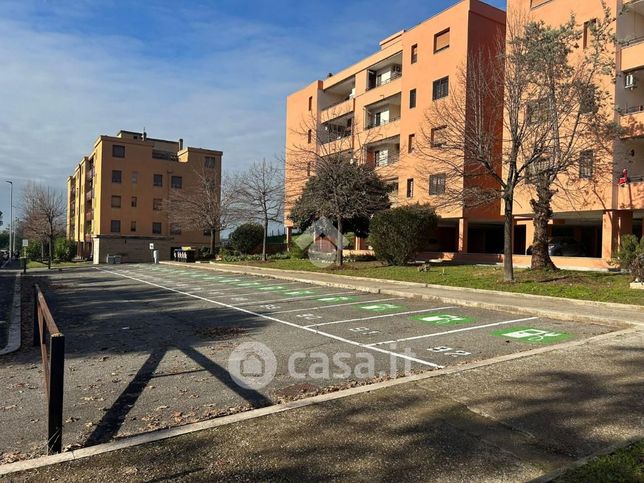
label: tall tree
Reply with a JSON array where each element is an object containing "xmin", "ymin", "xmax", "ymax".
[
  {"xmin": 165, "ymin": 170, "xmax": 234, "ymax": 254},
  {"xmin": 234, "ymin": 160, "xmax": 284, "ymax": 261},
  {"xmin": 21, "ymin": 183, "xmax": 65, "ymax": 269},
  {"xmin": 289, "ymin": 157, "xmax": 390, "ymax": 266},
  {"xmin": 516, "ymin": 7, "xmax": 616, "ymax": 270}
]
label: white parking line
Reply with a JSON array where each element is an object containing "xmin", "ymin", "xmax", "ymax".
[
  {"xmin": 367, "ymin": 316, "xmax": 540, "ymax": 346},
  {"xmin": 97, "ymin": 268, "xmax": 441, "ymax": 368},
  {"xmin": 305, "ymin": 307, "xmax": 457, "ymax": 328},
  {"xmin": 232, "ymin": 291, "xmax": 357, "ymax": 307},
  {"xmin": 269, "ymin": 297, "xmax": 403, "ymax": 315}
]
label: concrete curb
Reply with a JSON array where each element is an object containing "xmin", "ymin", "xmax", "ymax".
[
  {"xmin": 162, "ymin": 262, "xmax": 642, "ymax": 327},
  {"xmin": 0, "ymin": 326, "xmax": 638, "ymax": 477},
  {"xmin": 0, "ymin": 273, "xmax": 21, "ymax": 356}
]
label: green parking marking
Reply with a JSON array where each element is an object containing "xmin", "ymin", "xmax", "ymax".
[
  {"xmin": 411, "ymin": 314, "xmax": 474, "ymax": 325},
  {"xmin": 220, "ymin": 278, "xmax": 242, "ymax": 283},
  {"xmin": 359, "ymin": 303, "xmax": 405, "ymax": 312},
  {"xmin": 316, "ymin": 296, "xmax": 358, "ymax": 303},
  {"xmin": 492, "ymin": 327, "xmax": 573, "ymax": 344},
  {"xmin": 282, "ymin": 290, "xmax": 317, "ymax": 296},
  {"xmin": 258, "ymin": 285, "xmax": 289, "ymax": 291},
  {"xmin": 235, "ymin": 282, "xmax": 264, "ymax": 287}
]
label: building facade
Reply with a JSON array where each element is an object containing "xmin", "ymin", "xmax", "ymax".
[
  {"xmin": 285, "ymin": 0, "xmax": 644, "ymax": 269},
  {"xmin": 67, "ymin": 130, "xmax": 222, "ymax": 263},
  {"xmin": 508, "ymin": 0, "xmax": 643, "ymax": 268}
]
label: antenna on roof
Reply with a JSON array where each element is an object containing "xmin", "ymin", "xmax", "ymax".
[{"xmin": 143, "ymin": 128, "xmax": 147, "ymax": 141}]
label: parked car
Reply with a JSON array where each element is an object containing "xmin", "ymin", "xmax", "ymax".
[{"xmin": 526, "ymin": 237, "xmax": 586, "ymax": 257}]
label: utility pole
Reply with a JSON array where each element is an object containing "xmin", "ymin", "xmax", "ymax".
[{"xmin": 5, "ymin": 181, "xmax": 13, "ymax": 258}]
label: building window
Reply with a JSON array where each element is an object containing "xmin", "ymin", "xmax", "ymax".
[
  {"xmin": 432, "ymin": 76, "xmax": 449, "ymax": 100},
  {"xmin": 111, "ymin": 195, "xmax": 121, "ymax": 208},
  {"xmin": 153, "ymin": 198, "xmax": 162, "ymax": 211},
  {"xmin": 171, "ymin": 176, "xmax": 183, "ymax": 189},
  {"xmin": 152, "ymin": 222, "xmax": 162, "ymax": 234},
  {"xmin": 307, "ymin": 129, "xmax": 312, "ymax": 144},
  {"xmin": 434, "ymin": 29, "xmax": 450, "ymax": 53},
  {"xmin": 130, "ymin": 221, "xmax": 137, "ymax": 232},
  {"xmin": 131, "ymin": 196, "xmax": 137, "ymax": 208},
  {"xmin": 429, "ymin": 174, "xmax": 446, "ymax": 195},
  {"xmin": 406, "ymin": 178, "xmax": 414, "ymax": 198},
  {"xmin": 579, "ymin": 150, "xmax": 594, "ymax": 179},
  {"xmin": 131, "ymin": 171, "xmax": 138, "ymax": 184},
  {"xmin": 526, "ymin": 99, "xmax": 548, "ymax": 124},
  {"xmin": 409, "ymin": 89, "xmax": 417, "ymax": 109},
  {"xmin": 583, "ymin": 19, "xmax": 597, "ymax": 49},
  {"xmin": 431, "ymin": 126, "xmax": 447, "ymax": 147},
  {"xmin": 411, "ymin": 44, "xmax": 418, "ymax": 64},
  {"xmin": 308, "ymin": 96, "xmax": 313, "ymax": 111},
  {"xmin": 204, "ymin": 156, "xmax": 216, "ymax": 169},
  {"xmin": 112, "ymin": 144, "xmax": 125, "ymax": 158},
  {"xmin": 408, "ymin": 133, "xmax": 415, "ymax": 153},
  {"xmin": 153, "ymin": 174, "xmax": 163, "ymax": 187},
  {"xmin": 112, "ymin": 170, "xmax": 122, "ymax": 183},
  {"xmin": 170, "ymin": 223, "xmax": 182, "ymax": 235},
  {"xmin": 110, "ymin": 220, "xmax": 121, "ymax": 233},
  {"xmin": 579, "ymin": 84, "xmax": 596, "ymax": 114},
  {"xmin": 306, "ymin": 161, "xmax": 312, "ymax": 177}
]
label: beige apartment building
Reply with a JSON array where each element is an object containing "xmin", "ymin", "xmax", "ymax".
[
  {"xmin": 67, "ymin": 130, "xmax": 222, "ymax": 263},
  {"xmin": 285, "ymin": 0, "xmax": 644, "ymax": 269},
  {"xmin": 285, "ymin": 0, "xmax": 506, "ymax": 256}
]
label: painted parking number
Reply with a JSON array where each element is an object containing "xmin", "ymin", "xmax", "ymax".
[
  {"xmin": 259, "ymin": 304, "xmax": 280, "ymax": 310},
  {"xmin": 296, "ymin": 313, "xmax": 322, "ymax": 320},
  {"xmin": 349, "ymin": 327, "xmax": 380, "ymax": 335},
  {"xmin": 428, "ymin": 346, "xmax": 471, "ymax": 357}
]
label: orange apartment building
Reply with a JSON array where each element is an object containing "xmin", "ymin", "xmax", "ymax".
[
  {"xmin": 285, "ymin": 0, "xmax": 507, "ymax": 256},
  {"xmin": 508, "ymin": 0, "xmax": 644, "ymax": 269},
  {"xmin": 67, "ymin": 130, "xmax": 222, "ymax": 263},
  {"xmin": 285, "ymin": 0, "xmax": 644, "ymax": 269}
]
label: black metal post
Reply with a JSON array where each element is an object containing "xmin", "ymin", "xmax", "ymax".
[
  {"xmin": 33, "ymin": 286, "xmax": 40, "ymax": 347},
  {"xmin": 48, "ymin": 334, "xmax": 65, "ymax": 454}
]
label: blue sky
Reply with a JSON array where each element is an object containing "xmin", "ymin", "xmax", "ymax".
[{"xmin": 0, "ymin": 0, "xmax": 506, "ymax": 229}]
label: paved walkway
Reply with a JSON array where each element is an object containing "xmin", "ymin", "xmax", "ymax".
[
  {"xmin": 4, "ymin": 325, "xmax": 642, "ymax": 481},
  {"xmin": 0, "ymin": 260, "xmax": 20, "ymax": 353},
  {"xmin": 162, "ymin": 262, "xmax": 644, "ymax": 327}
]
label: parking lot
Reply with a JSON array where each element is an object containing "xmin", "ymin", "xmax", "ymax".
[{"xmin": 0, "ymin": 263, "xmax": 617, "ymax": 461}]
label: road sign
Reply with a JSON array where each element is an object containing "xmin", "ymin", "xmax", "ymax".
[{"xmin": 22, "ymin": 239, "xmax": 28, "ymax": 247}]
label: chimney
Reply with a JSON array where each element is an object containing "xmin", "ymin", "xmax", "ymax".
[{"xmin": 179, "ymin": 138, "xmax": 184, "ymax": 150}]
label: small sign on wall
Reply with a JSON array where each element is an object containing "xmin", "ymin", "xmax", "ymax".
[
  {"xmin": 22, "ymin": 239, "xmax": 29, "ymax": 247},
  {"xmin": 149, "ymin": 243, "xmax": 155, "ymax": 250}
]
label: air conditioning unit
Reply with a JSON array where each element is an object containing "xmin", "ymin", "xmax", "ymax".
[
  {"xmin": 392, "ymin": 65, "xmax": 402, "ymax": 73},
  {"xmin": 625, "ymin": 73, "xmax": 637, "ymax": 90}
]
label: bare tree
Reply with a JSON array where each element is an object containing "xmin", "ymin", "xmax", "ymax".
[
  {"xmin": 165, "ymin": 170, "xmax": 234, "ymax": 254},
  {"xmin": 21, "ymin": 183, "xmax": 65, "ymax": 269},
  {"xmin": 234, "ymin": 160, "xmax": 284, "ymax": 261}
]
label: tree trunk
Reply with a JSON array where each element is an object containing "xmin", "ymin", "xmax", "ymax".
[
  {"xmin": 503, "ymin": 195, "xmax": 515, "ymax": 282},
  {"xmin": 336, "ymin": 217, "xmax": 343, "ymax": 267},
  {"xmin": 210, "ymin": 229, "xmax": 216, "ymax": 255},
  {"xmin": 48, "ymin": 236, "xmax": 53, "ymax": 269},
  {"xmin": 530, "ymin": 184, "xmax": 557, "ymax": 271},
  {"xmin": 262, "ymin": 218, "xmax": 268, "ymax": 262}
]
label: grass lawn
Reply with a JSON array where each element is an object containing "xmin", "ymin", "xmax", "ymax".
[
  {"xmin": 26, "ymin": 260, "xmax": 92, "ymax": 269},
  {"xmin": 556, "ymin": 441, "xmax": 643, "ymax": 482},
  {"xmin": 214, "ymin": 259, "xmax": 644, "ymax": 306}
]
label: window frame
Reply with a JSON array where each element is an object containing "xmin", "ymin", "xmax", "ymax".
[
  {"xmin": 429, "ymin": 174, "xmax": 447, "ymax": 195},
  {"xmin": 153, "ymin": 173, "xmax": 163, "ymax": 187},
  {"xmin": 406, "ymin": 178, "xmax": 414, "ymax": 198},
  {"xmin": 171, "ymin": 175, "xmax": 183, "ymax": 189},
  {"xmin": 433, "ymin": 28, "xmax": 450, "ymax": 53},
  {"xmin": 130, "ymin": 221, "xmax": 137, "ymax": 232},
  {"xmin": 411, "ymin": 44, "xmax": 418, "ymax": 64},
  {"xmin": 409, "ymin": 88, "xmax": 417, "ymax": 109},
  {"xmin": 579, "ymin": 150, "xmax": 594, "ymax": 179},
  {"xmin": 408, "ymin": 133, "xmax": 415, "ymax": 153},
  {"xmin": 111, "ymin": 170, "xmax": 122, "ymax": 184},
  {"xmin": 131, "ymin": 196, "xmax": 137, "ymax": 208},
  {"xmin": 204, "ymin": 156, "xmax": 216, "ymax": 169},
  {"xmin": 110, "ymin": 220, "xmax": 121, "ymax": 233},
  {"xmin": 431, "ymin": 126, "xmax": 448, "ymax": 147},
  {"xmin": 110, "ymin": 195, "xmax": 121, "ymax": 208},
  {"xmin": 112, "ymin": 144, "xmax": 125, "ymax": 158},
  {"xmin": 432, "ymin": 76, "xmax": 449, "ymax": 100},
  {"xmin": 152, "ymin": 222, "xmax": 162, "ymax": 234},
  {"xmin": 153, "ymin": 198, "xmax": 162, "ymax": 211}
]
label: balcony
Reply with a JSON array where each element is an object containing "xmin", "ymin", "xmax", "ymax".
[
  {"xmin": 321, "ymin": 113, "xmax": 354, "ymax": 145},
  {"xmin": 621, "ymin": 39, "xmax": 644, "ymax": 71},
  {"xmin": 85, "ymin": 211, "xmax": 93, "ymax": 222},
  {"xmin": 617, "ymin": 177, "xmax": 644, "ymax": 209},
  {"xmin": 620, "ymin": 0, "xmax": 644, "ymax": 70},
  {"xmin": 366, "ymin": 52, "xmax": 403, "ymax": 92},
  {"xmin": 85, "ymin": 190, "xmax": 93, "ymax": 201},
  {"xmin": 152, "ymin": 149, "xmax": 178, "ymax": 161},
  {"xmin": 366, "ymin": 115, "xmax": 400, "ymax": 130},
  {"xmin": 86, "ymin": 168, "xmax": 94, "ymax": 180},
  {"xmin": 619, "ymin": 106, "xmax": 644, "ymax": 138},
  {"xmin": 366, "ymin": 137, "xmax": 401, "ymax": 170},
  {"xmin": 321, "ymin": 98, "xmax": 354, "ymax": 124}
]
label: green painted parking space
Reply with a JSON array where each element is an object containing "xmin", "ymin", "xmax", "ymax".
[
  {"xmin": 235, "ymin": 281, "xmax": 265, "ymax": 287},
  {"xmin": 411, "ymin": 314, "xmax": 475, "ymax": 325},
  {"xmin": 358, "ymin": 303, "xmax": 405, "ymax": 312},
  {"xmin": 281, "ymin": 289, "xmax": 317, "ymax": 296},
  {"xmin": 316, "ymin": 296, "xmax": 358, "ymax": 303},
  {"xmin": 257, "ymin": 285, "xmax": 290, "ymax": 291},
  {"xmin": 491, "ymin": 327, "xmax": 573, "ymax": 344}
]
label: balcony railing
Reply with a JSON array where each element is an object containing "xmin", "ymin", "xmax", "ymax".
[
  {"xmin": 152, "ymin": 149, "xmax": 179, "ymax": 161},
  {"xmin": 367, "ymin": 71, "xmax": 402, "ymax": 91},
  {"xmin": 375, "ymin": 154, "xmax": 399, "ymax": 167},
  {"xmin": 85, "ymin": 211, "xmax": 93, "ymax": 221},
  {"xmin": 620, "ymin": 104, "xmax": 644, "ymax": 114},
  {"xmin": 85, "ymin": 190, "xmax": 93, "ymax": 201},
  {"xmin": 322, "ymin": 129, "xmax": 352, "ymax": 144},
  {"xmin": 365, "ymin": 116, "xmax": 400, "ymax": 130}
]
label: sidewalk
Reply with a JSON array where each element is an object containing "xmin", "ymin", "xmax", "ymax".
[
  {"xmin": 164, "ymin": 262, "xmax": 644, "ymax": 327},
  {"xmin": 0, "ymin": 261, "xmax": 20, "ymax": 355},
  {"xmin": 3, "ymin": 325, "xmax": 642, "ymax": 481}
]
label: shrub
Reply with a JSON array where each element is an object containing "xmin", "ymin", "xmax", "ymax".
[
  {"xmin": 368, "ymin": 204, "xmax": 438, "ymax": 266},
  {"xmin": 26, "ymin": 240, "xmax": 42, "ymax": 260},
  {"xmin": 54, "ymin": 238, "xmax": 76, "ymax": 262},
  {"xmin": 630, "ymin": 254, "xmax": 644, "ymax": 282},
  {"xmin": 617, "ymin": 234, "xmax": 643, "ymax": 269},
  {"xmin": 229, "ymin": 223, "xmax": 264, "ymax": 255}
]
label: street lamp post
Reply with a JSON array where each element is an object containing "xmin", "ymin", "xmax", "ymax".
[{"xmin": 5, "ymin": 181, "xmax": 13, "ymax": 258}]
